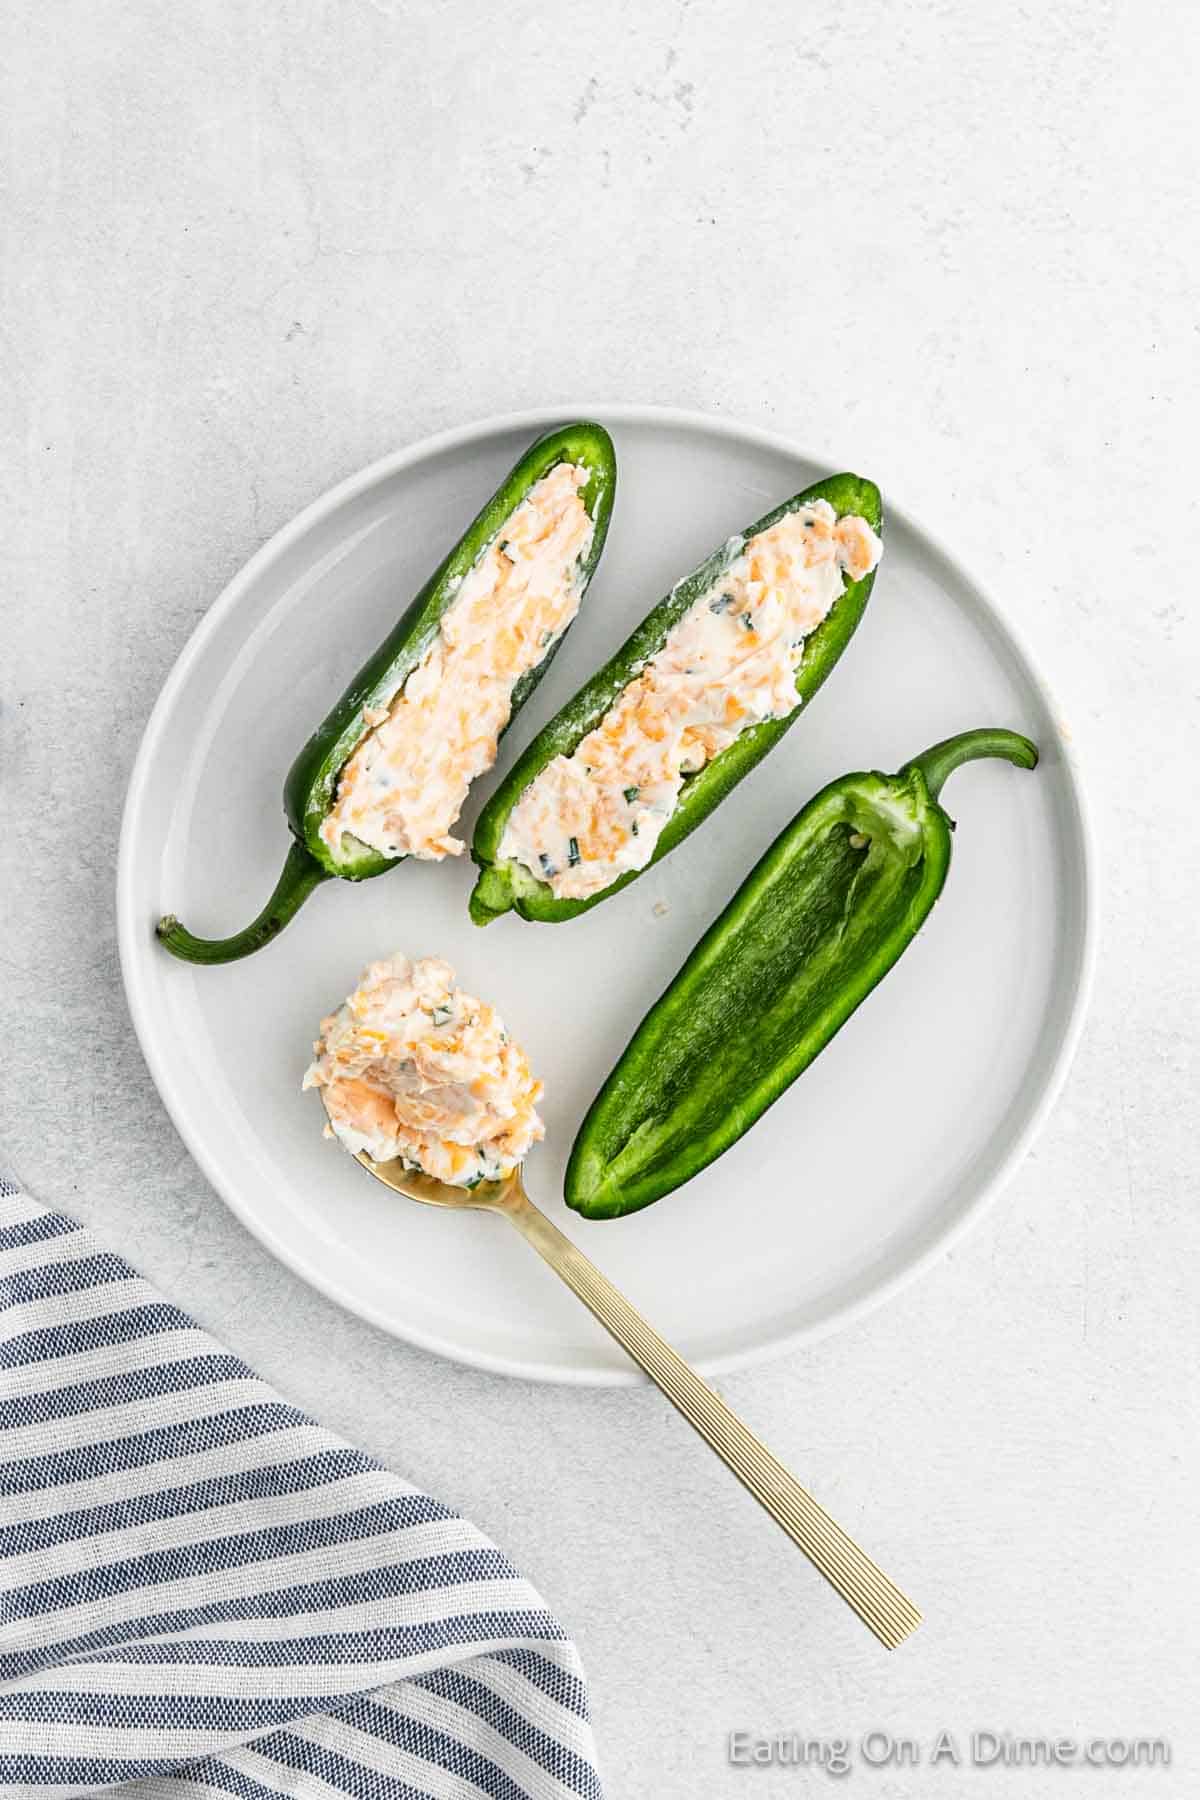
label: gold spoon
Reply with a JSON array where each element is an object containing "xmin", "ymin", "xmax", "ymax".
[{"xmin": 350, "ymin": 1142, "xmax": 921, "ymax": 1649}]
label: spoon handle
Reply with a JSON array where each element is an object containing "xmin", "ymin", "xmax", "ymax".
[{"xmin": 504, "ymin": 1187, "xmax": 920, "ymax": 1649}]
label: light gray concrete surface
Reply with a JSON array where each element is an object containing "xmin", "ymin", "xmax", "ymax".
[{"xmin": 2, "ymin": 2, "xmax": 1197, "ymax": 1793}]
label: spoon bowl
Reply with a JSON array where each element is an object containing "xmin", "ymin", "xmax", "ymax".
[{"xmin": 354, "ymin": 1152, "xmax": 523, "ymax": 1214}]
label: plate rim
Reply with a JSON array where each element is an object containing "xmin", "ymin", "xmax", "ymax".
[{"xmin": 117, "ymin": 402, "xmax": 1099, "ymax": 1386}]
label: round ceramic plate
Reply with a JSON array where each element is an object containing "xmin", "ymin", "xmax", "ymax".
[{"xmin": 118, "ymin": 406, "xmax": 1095, "ymax": 1385}]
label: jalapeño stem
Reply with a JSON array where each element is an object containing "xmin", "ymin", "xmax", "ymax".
[
  {"xmin": 902, "ymin": 728, "xmax": 1039, "ymax": 804},
  {"xmin": 156, "ymin": 840, "xmax": 330, "ymax": 965}
]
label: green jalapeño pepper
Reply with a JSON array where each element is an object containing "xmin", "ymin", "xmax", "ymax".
[
  {"xmin": 157, "ymin": 422, "xmax": 617, "ymax": 963},
  {"xmin": 565, "ymin": 727, "xmax": 1038, "ymax": 1218},
  {"xmin": 468, "ymin": 473, "xmax": 881, "ymax": 926}
]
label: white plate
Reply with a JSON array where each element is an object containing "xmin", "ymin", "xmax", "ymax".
[{"xmin": 118, "ymin": 406, "xmax": 1095, "ymax": 1385}]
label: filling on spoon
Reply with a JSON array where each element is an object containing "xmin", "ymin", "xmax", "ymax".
[{"xmin": 304, "ymin": 953, "xmax": 544, "ymax": 1187}]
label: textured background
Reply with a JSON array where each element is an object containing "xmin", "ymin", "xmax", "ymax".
[{"xmin": 2, "ymin": 2, "xmax": 1197, "ymax": 1794}]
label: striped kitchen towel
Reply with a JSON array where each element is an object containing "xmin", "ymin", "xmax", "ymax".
[{"xmin": 0, "ymin": 1178, "xmax": 602, "ymax": 1800}]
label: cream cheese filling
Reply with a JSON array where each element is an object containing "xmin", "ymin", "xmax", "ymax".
[
  {"xmin": 497, "ymin": 500, "xmax": 882, "ymax": 901},
  {"xmin": 322, "ymin": 461, "xmax": 594, "ymax": 865},
  {"xmin": 304, "ymin": 953, "xmax": 544, "ymax": 1187}
]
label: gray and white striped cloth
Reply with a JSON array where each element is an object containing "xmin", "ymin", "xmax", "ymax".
[{"xmin": 0, "ymin": 1179, "xmax": 603, "ymax": 1799}]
